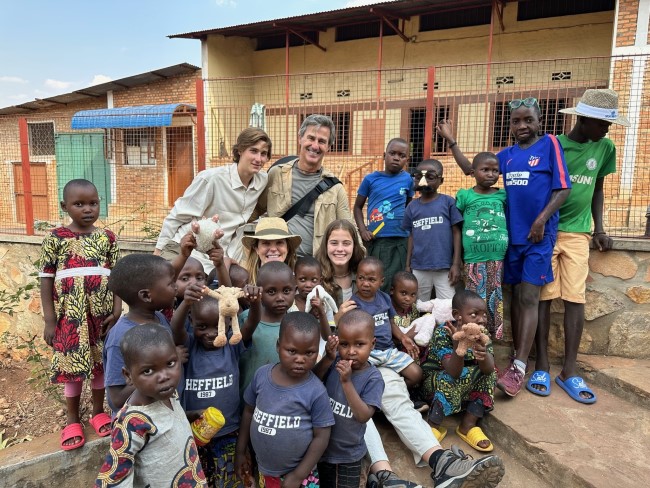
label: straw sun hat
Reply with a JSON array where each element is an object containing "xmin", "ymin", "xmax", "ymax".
[
  {"xmin": 241, "ymin": 217, "xmax": 302, "ymax": 250},
  {"xmin": 559, "ymin": 88, "xmax": 630, "ymax": 127}
]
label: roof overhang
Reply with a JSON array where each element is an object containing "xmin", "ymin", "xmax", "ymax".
[
  {"xmin": 71, "ymin": 103, "xmax": 196, "ymax": 130},
  {"xmin": 0, "ymin": 63, "xmax": 200, "ymax": 115},
  {"xmin": 169, "ymin": 0, "xmax": 499, "ymax": 40}
]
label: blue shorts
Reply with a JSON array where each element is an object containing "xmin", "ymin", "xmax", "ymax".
[{"xmin": 504, "ymin": 235, "xmax": 555, "ymax": 286}]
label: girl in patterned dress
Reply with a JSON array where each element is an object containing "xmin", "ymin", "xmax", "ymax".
[
  {"xmin": 418, "ymin": 290, "xmax": 497, "ymax": 453},
  {"xmin": 39, "ymin": 179, "xmax": 121, "ymax": 451}
]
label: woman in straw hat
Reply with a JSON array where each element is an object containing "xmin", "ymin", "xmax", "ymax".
[
  {"xmin": 241, "ymin": 217, "xmax": 302, "ymax": 285},
  {"xmin": 532, "ymin": 88, "xmax": 629, "ymax": 404}
]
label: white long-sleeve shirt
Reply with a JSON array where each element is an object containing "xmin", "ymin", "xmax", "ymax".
[{"xmin": 156, "ymin": 163, "xmax": 267, "ymax": 263}]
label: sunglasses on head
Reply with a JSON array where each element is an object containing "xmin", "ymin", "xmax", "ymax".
[{"xmin": 509, "ymin": 97, "xmax": 538, "ymax": 111}]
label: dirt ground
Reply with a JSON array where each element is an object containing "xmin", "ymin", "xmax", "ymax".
[{"xmin": 0, "ymin": 352, "xmax": 93, "ymax": 446}]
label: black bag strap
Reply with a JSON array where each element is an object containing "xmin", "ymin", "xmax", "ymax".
[{"xmin": 281, "ymin": 176, "xmax": 341, "ymax": 222}]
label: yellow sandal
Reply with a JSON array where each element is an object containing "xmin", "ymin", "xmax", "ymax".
[
  {"xmin": 455, "ymin": 426, "xmax": 493, "ymax": 452},
  {"xmin": 431, "ymin": 426, "xmax": 447, "ymax": 442}
]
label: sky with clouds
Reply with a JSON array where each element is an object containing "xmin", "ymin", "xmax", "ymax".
[{"xmin": 0, "ymin": 0, "xmax": 384, "ymax": 108}]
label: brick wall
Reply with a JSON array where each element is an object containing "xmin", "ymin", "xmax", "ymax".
[{"xmin": 616, "ymin": 0, "xmax": 640, "ymax": 47}]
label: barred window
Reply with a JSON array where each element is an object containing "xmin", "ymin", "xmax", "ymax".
[
  {"xmin": 28, "ymin": 122, "xmax": 55, "ymax": 156},
  {"xmin": 124, "ymin": 128, "xmax": 156, "ymax": 165}
]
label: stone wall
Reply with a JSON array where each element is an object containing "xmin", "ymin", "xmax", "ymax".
[{"xmin": 2, "ymin": 236, "xmax": 649, "ymax": 360}]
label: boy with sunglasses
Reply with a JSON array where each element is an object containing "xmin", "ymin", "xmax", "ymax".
[
  {"xmin": 402, "ymin": 159, "xmax": 463, "ymax": 302},
  {"xmin": 437, "ymin": 98, "xmax": 571, "ymax": 397}
]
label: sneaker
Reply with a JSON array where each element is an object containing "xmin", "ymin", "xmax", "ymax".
[
  {"xmin": 496, "ymin": 363, "xmax": 525, "ymax": 397},
  {"xmin": 431, "ymin": 445, "xmax": 505, "ymax": 488},
  {"xmin": 367, "ymin": 470, "xmax": 423, "ymax": 488},
  {"xmin": 413, "ymin": 400, "xmax": 429, "ymax": 413}
]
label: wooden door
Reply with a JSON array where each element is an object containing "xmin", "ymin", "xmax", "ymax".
[
  {"xmin": 167, "ymin": 126, "xmax": 194, "ymax": 205},
  {"xmin": 13, "ymin": 162, "xmax": 49, "ymax": 223}
]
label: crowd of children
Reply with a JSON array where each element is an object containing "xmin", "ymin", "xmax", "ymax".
[{"xmin": 36, "ymin": 88, "xmax": 626, "ymax": 487}]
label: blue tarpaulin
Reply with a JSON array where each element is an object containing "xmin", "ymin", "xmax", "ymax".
[{"xmin": 71, "ymin": 103, "xmax": 195, "ymax": 129}]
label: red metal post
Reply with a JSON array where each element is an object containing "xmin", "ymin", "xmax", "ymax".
[
  {"xmin": 423, "ymin": 67, "xmax": 436, "ymax": 158},
  {"xmin": 18, "ymin": 117, "xmax": 34, "ymax": 235},
  {"xmin": 195, "ymin": 78, "xmax": 206, "ymax": 171},
  {"xmin": 376, "ymin": 20, "xmax": 383, "ymax": 115},
  {"xmin": 285, "ymin": 30, "xmax": 290, "ymax": 156}
]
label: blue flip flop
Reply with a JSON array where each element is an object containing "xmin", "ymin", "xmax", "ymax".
[
  {"xmin": 526, "ymin": 370, "xmax": 551, "ymax": 396},
  {"xmin": 555, "ymin": 376, "xmax": 597, "ymax": 404}
]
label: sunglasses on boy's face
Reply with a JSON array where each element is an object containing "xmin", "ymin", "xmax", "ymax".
[
  {"xmin": 411, "ymin": 170, "xmax": 440, "ymax": 181},
  {"xmin": 509, "ymin": 97, "xmax": 538, "ymax": 111}
]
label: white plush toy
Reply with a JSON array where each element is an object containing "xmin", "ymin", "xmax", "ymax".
[
  {"xmin": 192, "ymin": 218, "xmax": 222, "ymax": 253},
  {"xmin": 398, "ymin": 298, "xmax": 454, "ymax": 347},
  {"xmin": 304, "ymin": 285, "xmax": 338, "ymax": 316}
]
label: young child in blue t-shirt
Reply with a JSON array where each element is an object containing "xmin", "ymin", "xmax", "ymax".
[
  {"xmin": 103, "ymin": 254, "xmax": 179, "ymax": 415},
  {"xmin": 315, "ymin": 309, "xmax": 384, "ymax": 488},
  {"xmin": 235, "ymin": 312, "xmax": 335, "ymax": 488},
  {"xmin": 171, "ymin": 281, "xmax": 262, "ymax": 487},
  {"xmin": 354, "ymin": 138, "xmax": 414, "ymax": 292},
  {"xmin": 348, "ymin": 257, "xmax": 422, "ymax": 388},
  {"xmin": 402, "ymin": 159, "xmax": 464, "ymax": 302}
]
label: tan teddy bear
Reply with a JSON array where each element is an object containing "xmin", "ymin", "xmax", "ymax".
[
  {"xmin": 451, "ymin": 322, "xmax": 490, "ymax": 356},
  {"xmin": 202, "ymin": 286, "xmax": 244, "ymax": 347}
]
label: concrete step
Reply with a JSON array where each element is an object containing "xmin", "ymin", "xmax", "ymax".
[
  {"xmin": 483, "ymin": 363, "xmax": 650, "ymax": 488},
  {"xmin": 375, "ymin": 414, "xmax": 552, "ymax": 487},
  {"xmin": 577, "ymin": 353, "xmax": 650, "ymax": 410}
]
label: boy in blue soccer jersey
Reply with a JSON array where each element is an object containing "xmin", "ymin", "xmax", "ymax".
[
  {"xmin": 438, "ymin": 104, "xmax": 573, "ymax": 397},
  {"xmin": 495, "ymin": 97, "xmax": 571, "ymax": 397},
  {"xmin": 354, "ymin": 138, "xmax": 414, "ymax": 292}
]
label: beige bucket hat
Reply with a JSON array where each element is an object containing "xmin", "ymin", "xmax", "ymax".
[
  {"xmin": 559, "ymin": 88, "xmax": 630, "ymax": 127},
  {"xmin": 242, "ymin": 217, "xmax": 302, "ymax": 250}
]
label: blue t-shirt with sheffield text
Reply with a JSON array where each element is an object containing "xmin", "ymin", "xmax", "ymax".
[
  {"xmin": 321, "ymin": 358, "xmax": 384, "ymax": 464},
  {"xmin": 181, "ymin": 334, "xmax": 246, "ymax": 437},
  {"xmin": 244, "ymin": 364, "xmax": 335, "ymax": 477},
  {"xmin": 351, "ymin": 290, "xmax": 395, "ymax": 351},
  {"xmin": 402, "ymin": 194, "xmax": 463, "ymax": 270},
  {"xmin": 497, "ymin": 134, "xmax": 571, "ymax": 245},
  {"xmin": 358, "ymin": 171, "xmax": 414, "ymax": 238},
  {"xmin": 103, "ymin": 312, "xmax": 177, "ymax": 414}
]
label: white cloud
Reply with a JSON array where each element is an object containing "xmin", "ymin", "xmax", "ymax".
[
  {"xmin": 90, "ymin": 74, "xmax": 112, "ymax": 86},
  {"xmin": 215, "ymin": 0, "xmax": 237, "ymax": 6},
  {"xmin": 0, "ymin": 76, "xmax": 28, "ymax": 84},
  {"xmin": 44, "ymin": 78, "xmax": 74, "ymax": 90},
  {"xmin": 8, "ymin": 93, "xmax": 29, "ymax": 101}
]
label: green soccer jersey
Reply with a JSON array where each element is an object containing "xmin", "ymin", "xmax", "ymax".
[
  {"xmin": 455, "ymin": 188, "xmax": 508, "ymax": 263},
  {"xmin": 557, "ymin": 134, "xmax": 616, "ymax": 233}
]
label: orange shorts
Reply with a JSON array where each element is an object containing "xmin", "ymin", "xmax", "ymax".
[{"xmin": 540, "ymin": 232, "xmax": 590, "ymax": 303}]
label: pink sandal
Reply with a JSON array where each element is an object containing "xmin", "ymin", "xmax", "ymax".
[
  {"xmin": 89, "ymin": 412, "xmax": 112, "ymax": 437},
  {"xmin": 60, "ymin": 423, "xmax": 85, "ymax": 451}
]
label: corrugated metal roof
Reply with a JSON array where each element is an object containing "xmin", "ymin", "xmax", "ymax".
[
  {"xmin": 0, "ymin": 63, "xmax": 200, "ymax": 116},
  {"xmin": 71, "ymin": 103, "xmax": 196, "ymax": 129},
  {"xmin": 169, "ymin": 0, "xmax": 494, "ymax": 40}
]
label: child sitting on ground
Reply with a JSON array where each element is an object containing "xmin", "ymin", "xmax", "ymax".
[
  {"xmin": 39, "ymin": 179, "xmax": 121, "ymax": 451},
  {"xmin": 103, "ymin": 254, "xmax": 178, "ymax": 414},
  {"xmin": 172, "ymin": 282, "xmax": 262, "ymax": 487},
  {"xmin": 235, "ymin": 312, "xmax": 335, "ymax": 488},
  {"xmin": 314, "ymin": 309, "xmax": 384, "ymax": 488},
  {"xmin": 390, "ymin": 271, "xmax": 420, "ymax": 332},
  {"xmin": 418, "ymin": 290, "xmax": 497, "ymax": 451},
  {"xmin": 95, "ymin": 323, "xmax": 207, "ymax": 487},
  {"xmin": 348, "ymin": 257, "xmax": 422, "ymax": 388},
  {"xmin": 403, "ymin": 159, "xmax": 464, "ymax": 301},
  {"xmin": 354, "ymin": 137, "xmax": 414, "ymax": 292},
  {"xmin": 238, "ymin": 261, "xmax": 297, "ymax": 396}
]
